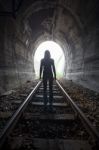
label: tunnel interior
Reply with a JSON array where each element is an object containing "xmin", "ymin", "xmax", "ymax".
[{"xmin": 0, "ymin": 0, "xmax": 99, "ymax": 94}]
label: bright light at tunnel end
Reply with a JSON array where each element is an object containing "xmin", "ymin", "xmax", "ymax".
[{"xmin": 34, "ymin": 41, "xmax": 65, "ymax": 78}]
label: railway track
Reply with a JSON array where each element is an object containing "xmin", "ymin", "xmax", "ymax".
[{"xmin": 0, "ymin": 80, "xmax": 99, "ymax": 150}]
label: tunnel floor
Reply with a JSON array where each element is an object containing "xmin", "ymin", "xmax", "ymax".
[
  {"xmin": 0, "ymin": 79, "xmax": 99, "ymax": 134},
  {"xmin": 0, "ymin": 79, "xmax": 99, "ymax": 150}
]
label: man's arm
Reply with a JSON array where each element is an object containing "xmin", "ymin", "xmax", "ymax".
[
  {"xmin": 40, "ymin": 60, "xmax": 43, "ymax": 79},
  {"xmin": 52, "ymin": 60, "xmax": 56, "ymax": 80}
]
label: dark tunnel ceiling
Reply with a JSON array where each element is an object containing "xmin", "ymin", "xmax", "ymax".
[
  {"xmin": 0, "ymin": 0, "xmax": 99, "ymax": 52},
  {"xmin": 28, "ymin": 8, "xmax": 55, "ymax": 38},
  {"xmin": 0, "ymin": 0, "xmax": 83, "ymax": 32},
  {"xmin": 21, "ymin": 5, "xmax": 82, "ymax": 51}
]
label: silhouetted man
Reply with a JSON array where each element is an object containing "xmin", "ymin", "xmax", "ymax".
[{"xmin": 40, "ymin": 50, "xmax": 56, "ymax": 111}]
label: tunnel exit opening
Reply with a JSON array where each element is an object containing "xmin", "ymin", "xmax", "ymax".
[{"xmin": 34, "ymin": 41, "xmax": 65, "ymax": 79}]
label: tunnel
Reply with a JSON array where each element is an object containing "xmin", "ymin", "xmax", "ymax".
[
  {"xmin": 0, "ymin": 0, "xmax": 99, "ymax": 94},
  {"xmin": 0, "ymin": 1, "xmax": 99, "ymax": 149}
]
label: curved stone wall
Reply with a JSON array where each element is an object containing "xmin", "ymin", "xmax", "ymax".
[{"xmin": 0, "ymin": 0, "xmax": 99, "ymax": 93}]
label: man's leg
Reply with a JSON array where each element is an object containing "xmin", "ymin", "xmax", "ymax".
[
  {"xmin": 49, "ymin": 78, "xmax": 53, "ymax": 109},
  {"xmin": 43, "ymin": 78, "xmax": 47, "ymax": 109}
]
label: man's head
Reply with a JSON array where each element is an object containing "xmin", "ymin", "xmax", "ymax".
[{"xmin": 44, "ymin": 50, "xmax": 51, "ymax": 59}]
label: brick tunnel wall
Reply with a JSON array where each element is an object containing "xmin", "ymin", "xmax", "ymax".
[{"xmin": 0, "ymin": 17, "xmax": 34, "ymax": 94}]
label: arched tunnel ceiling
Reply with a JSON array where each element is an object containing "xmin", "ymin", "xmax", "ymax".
[
  {"xmin": 18, "ymin": 1, "xmax": 84, "ymax": 54},
  {"xmin": 0, "ymin": 0, "xmax": 98, "ymax": 48},
  {"xmin": 2, "ymin": 0, "xmax": 97, "ymax": 56}
]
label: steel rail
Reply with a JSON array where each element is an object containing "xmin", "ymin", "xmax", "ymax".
[
  {"xmin": 0, "ymin": 80, "xmax": 42, "ymax": 149},
  {"xmin": 56, "ymin": 80, "xmax": 99, "ymax": 145}
]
